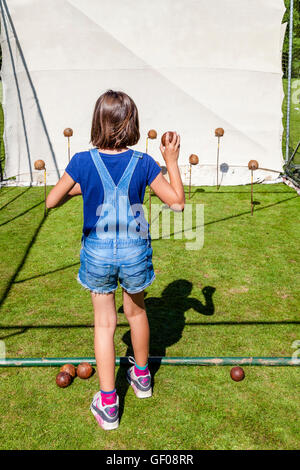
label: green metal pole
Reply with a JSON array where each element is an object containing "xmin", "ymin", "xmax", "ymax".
[{"xmin": 0, "ymin": 357, "xmax": 299, "ymax": 367}]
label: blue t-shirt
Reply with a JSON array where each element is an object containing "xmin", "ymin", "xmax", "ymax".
[{"xmin": 65, "ymin": 148, "xmax": 161, "ymax": 236}]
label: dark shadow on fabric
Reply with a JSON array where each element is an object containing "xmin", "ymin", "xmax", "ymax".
[
  {"xmin": 0, "ymin": 2, "xmax": 32, "ymax": 182},
  {"xmin": 1, "ymin": 0, "xmax": 60, "ymax": 179}
]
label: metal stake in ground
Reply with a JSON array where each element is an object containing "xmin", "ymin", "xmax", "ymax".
[
  {"xmin": 34, "ymin": 159, "xmax": 46, "ymax": 215},
  {"xmin": 63, "ymin": 128, "xmax": 73, "ymax": 163},
  {"xmin": 146, "ymin": 130, "xmax": 157, "ymax": 226},
  {"xmin": 188, "ymin": 154, "xmax": 199, "ymax": 199},
  {"xmin": 215, "ymin": 128, "xmax": 224, "ymax": 190},
  {"xmin": 248, "ymin": 160, "xmax": 259, "ymax": 215}
]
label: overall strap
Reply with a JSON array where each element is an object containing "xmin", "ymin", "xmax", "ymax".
[
  {"xmin": 89, "ymin": 149, "xmax": 143, "ymax": 190},
  {"xmin": 117, "ymin": 150, "xmax": 143, "ymax": 190},
  {"xmin": 89, "ymin": 148, "xmax": 116, "ymax": 190},
  {"xmin": 132, "ymin": 150, "xmax": 143, "ymax": 159}
]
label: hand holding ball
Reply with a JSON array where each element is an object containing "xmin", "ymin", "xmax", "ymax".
[{"xmin": 161, "ymin": 131, "xmax": 175, "ymax": 147}]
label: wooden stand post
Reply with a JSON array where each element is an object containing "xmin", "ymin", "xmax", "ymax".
[
  {"xmin": 63, "ymin": 128, "xmax": 73, "ymax": 163},
  {"xmin": 251, "ymin": 169, "xmax": 254, "ymax": 216},
  {"xmin": 189, "ymin": 164, "xmax": 192, "ymax": 199}
]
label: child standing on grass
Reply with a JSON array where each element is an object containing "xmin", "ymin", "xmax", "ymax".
[{"xmin": 46, "ymin": 90, "xmax": 184, "ymax": 430}]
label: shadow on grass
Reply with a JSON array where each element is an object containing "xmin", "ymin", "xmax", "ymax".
[
  {"xmin": 115, "ymin": 280, "xmax": 216, "ymax": 421},
  {"xmin": 1, "ymin": 319, "xmax": 299, "ymax": 340},
  {"xmin": 167, "ymin": 195, "xmax": 298, "ymax": 238},
  {"xmin": 251, "ymin": 200, "xmax": 261, "ymax": 213},
  {"xmin": 0, "ymin": 187, "xmax": 31, "ymax": 211},
  {"xmin": 186, "ymin": 188, "xmax": 205, "ymax": 200},
  {"xmin": 0, "ymin": 327, "xmax": 28, "ymax": 340},
  {"xmin": 0, "ymin": 211, "xmax": 49, "ymax": 308},
  {"xmin": 182, "ymin": 188, "xmax": 293, "ymax": 196},
  {"xmin": 10, "ymin": 196, "xmax": 298, "ymax": 284},
  {"xmin": 0, "ymin": 200, "xmax": 44, "ymax": 227},
  {"xmin": 14, "ymin": 262, "xmax": 80, "ymax": 283}
]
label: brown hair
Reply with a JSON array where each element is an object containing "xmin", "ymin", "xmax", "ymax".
[{"xmin": 91, "ymin": 90, "xmax": 140, "ymax": 150}]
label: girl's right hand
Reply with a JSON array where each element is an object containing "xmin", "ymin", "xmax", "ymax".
[{"xmin": 160, "ymin": 132, "xmax": 180, "ymax": 166}]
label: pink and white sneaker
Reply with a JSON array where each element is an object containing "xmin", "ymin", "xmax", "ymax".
[
  {"xmin": 90, "ymin": 391, "xmax": 119, "ymax": 430},
  {"xmin": 126, "ymin": 356, "xmax": 152, "ymax": 399}
]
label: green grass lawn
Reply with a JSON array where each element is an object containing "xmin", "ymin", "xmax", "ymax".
[{"xmin": 0, "ymin": 185, "xmax": 299, "ymax": 450}]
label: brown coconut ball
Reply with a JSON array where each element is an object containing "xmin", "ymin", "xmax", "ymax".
[
  {"xmin": 77, "ymin": 362, "xmax": 93, "ymax": 379},
  {"xmin": 60, "ymin": 364, "xmax": 76, "ymax": 378},
  {"xmin": 148, "ymin": 129, "xmax": 157, "ymax": 139},
  {"xmin": 63, "ymin": 128, "xmax": 73, "ymax": 137},
  {"xmin": 215, "ymin": 128, "xmax": 224, "ymax": 137},
  {"xmin": 248, "ymin": 160, "xmax": 259, "ymax": 170},
  {"xmin": 189, "ymin": 154, "xmax": 199, "ymax": 165},
  {"xmin": 34, "ymin": 159, "xmax": 45, "ymax": 170},
  {"xmin": 56, "ymin": 371, "xmax": 72, "ymax": 388}
]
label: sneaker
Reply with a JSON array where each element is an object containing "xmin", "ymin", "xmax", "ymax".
[
  {"xmin": 126, "ymin": 356, "xmax": 152, "ymax": 399},
  {"xmin": 90, "ymin": 391, "xmax": 119, "ymax": 430}
]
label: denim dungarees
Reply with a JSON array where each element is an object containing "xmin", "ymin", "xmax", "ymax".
[{"xmin": 77, "ymin": 148, "xmax": 155, "ymax": 294}]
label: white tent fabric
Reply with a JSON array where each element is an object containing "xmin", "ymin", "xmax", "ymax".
[{"xmin": 0, "ymin": 0, "xmax": 286, "ymax": 186}]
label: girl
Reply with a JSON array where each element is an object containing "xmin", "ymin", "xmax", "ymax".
[{"xmin": 46, "ymin": 90, "xmax": 184, "ymax": 430}]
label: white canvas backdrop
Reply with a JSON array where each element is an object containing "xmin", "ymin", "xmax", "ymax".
[{"xmin": 0, "ymin": 0, "xmax": 286, "ymax": 186}]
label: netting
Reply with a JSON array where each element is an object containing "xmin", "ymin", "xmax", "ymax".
[
  {"xmin": 0, "ymin": 82, "xmax": 4, "ymax": 181},
  {"xmin": 282, "ymin": 0, "xmax": 300, "ymax": 177}
]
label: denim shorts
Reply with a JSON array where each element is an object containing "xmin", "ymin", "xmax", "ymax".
[{"xmin": 77, "ymin": 238, "xmax": 155, "ymax": 295}]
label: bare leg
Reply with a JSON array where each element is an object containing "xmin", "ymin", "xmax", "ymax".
[
  {"xmin": 122, "ymin": 289, "xmax": 150, "ymax": 367},
  {"xmin": 91, "ymin": 292, "xmax": 117, "ymax": 391}
]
